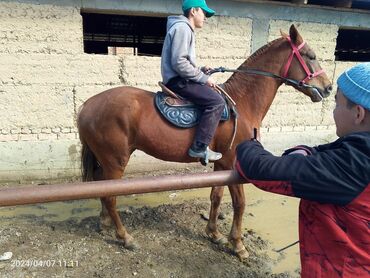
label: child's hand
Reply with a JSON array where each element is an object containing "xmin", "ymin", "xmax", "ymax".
[{"xmin": 202, "ymin": 65, "xmax": 213, "ymax": 74}]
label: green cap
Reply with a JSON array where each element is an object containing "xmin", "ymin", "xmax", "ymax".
[{"xmin": 182, "ymin": 0, "xmax": 215, "ymax": 17}]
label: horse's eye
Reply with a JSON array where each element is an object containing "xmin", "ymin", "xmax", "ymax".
[{"xmin": 307, "ymin": 51, "xmax": 316, "ymax": 60}]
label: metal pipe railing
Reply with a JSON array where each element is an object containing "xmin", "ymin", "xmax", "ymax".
[{"xmin": 0, "ymin": 170, "xmax": 245, "ymax": 207}]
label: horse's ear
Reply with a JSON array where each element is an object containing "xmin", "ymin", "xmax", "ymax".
[
  {"xmin": 289, "ymin": 24, "xmax": 303, "ymax": 45},
  {"xmin": 280, "ymin": 29, "xmax": 288, "ymax": 38}
]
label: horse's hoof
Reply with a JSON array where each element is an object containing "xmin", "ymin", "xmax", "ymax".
[
  {"xmin": 212, "ymin": 236, "xmax": 228, "ymax": 245},
  {"xmin": 235, "ymin": 246, "xmax": 249, "ymax": 261},
  {"xmin": 124, "ymin": 240, "xmax": 140, "ymax": 251},
  {"xmin": 205, "ymin": 230, "xmax": 228, "ymax": 245},
  {"xmin": 205, "ymin": 226, "xmax": 228, "ymax": 245}
]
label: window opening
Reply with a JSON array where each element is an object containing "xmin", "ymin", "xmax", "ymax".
[
  {"xmin": 307, "ymin": 0, "xmax": 352, "ymax": 8},
  {"xmin": 335, "ymin": 28, "xmax": 370, "ymax": 62},
  {"xmin": 271, "ymin": 0, "xmax": 370, "ymax": 10},
  {"xmin": 82, "ymin": 13, "xmax": 167, "ymax": 56}
]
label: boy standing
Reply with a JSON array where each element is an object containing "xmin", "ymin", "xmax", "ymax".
[
  {"xmin": 161, "ymin": 0, "xmax": 225, "ymax": 163},
  {"xmin": 236, "ymin": 62, "xmax": 370, "ymax": 277}
]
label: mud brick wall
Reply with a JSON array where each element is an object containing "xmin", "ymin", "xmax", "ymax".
[
  {"xmin": 0, "ymin": 1, "xmax": 363, "ymax": 182},
  {"xmin": 0, "ymin": 2, "xmax": 121, "ymax": 181}
]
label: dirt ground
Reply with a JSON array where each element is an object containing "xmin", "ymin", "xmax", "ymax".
[{"xmin": 0, "ymin": 170, "xmax": 301, "ymax": 278}]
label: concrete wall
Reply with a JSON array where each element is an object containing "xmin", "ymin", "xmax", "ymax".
[{"xmin": 0, "ymin": 0, "xmax": 368, "ymax": 183}]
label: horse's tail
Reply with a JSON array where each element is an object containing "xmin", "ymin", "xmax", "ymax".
[{"xmin": 81, "ymin": 143, "xmax": 99, "ymax": 182}]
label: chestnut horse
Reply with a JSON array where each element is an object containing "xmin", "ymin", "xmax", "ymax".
[{"xmin": 77, "ymin": 25, "xmax": 332, "ymax": 260}]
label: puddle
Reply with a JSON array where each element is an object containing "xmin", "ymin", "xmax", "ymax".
[{"xmin": 0, "ymin": 185, "xmax": 300, "ymax": 276}]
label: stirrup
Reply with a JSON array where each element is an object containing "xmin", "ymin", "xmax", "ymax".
[{"xmin": 188, "ymin": 147, "xmax": 222, "ymax": 166}]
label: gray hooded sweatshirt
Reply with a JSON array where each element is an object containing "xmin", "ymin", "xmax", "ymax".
[{"xmin": 161, "ymin": 15, "xmax": 208, "ymax": 84}]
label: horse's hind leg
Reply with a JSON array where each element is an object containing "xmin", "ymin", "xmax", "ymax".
[
  {"xmin": 228, "ymin": 184, "xmax": 249, "ymax": 260},
  {"xmin": 101, "ymin": 195, "xmax": 138, "ymax": 250},
  {"xmin": 99, "ymin": 158, "xmax": 138, "ymax": 250},
  {"xmin": 100, "ymin": 199, "xmax": 113, "ymax": 228},
  {"xmin": 91, "ymin": 167, "xmax": 114, "ymax": 229},
  {"xmin": 205, "ymin": 186, "xmax": 228, "ymax": 245}
]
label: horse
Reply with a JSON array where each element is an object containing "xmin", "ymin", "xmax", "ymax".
[{"xmin": 77, "ymin": 25, "xmax": 333, "ymax": 260}]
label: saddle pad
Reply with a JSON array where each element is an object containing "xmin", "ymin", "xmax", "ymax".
[{"xmin": 154, "ymin": 91, "xmax": 230, "ymax": 128}]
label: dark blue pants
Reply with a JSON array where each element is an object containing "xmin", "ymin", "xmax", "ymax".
[{"xmin": 166, "ymin": 77, "xmax": 225, "ymax": 145}]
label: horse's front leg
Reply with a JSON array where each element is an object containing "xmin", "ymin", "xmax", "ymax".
[
  {"xmin": 205, "ymin": 186, "xmax": 228, "ymax": 245},
  {"xmin": 228, "ymin": 184, "xmax": 249, "ymax": 260}
]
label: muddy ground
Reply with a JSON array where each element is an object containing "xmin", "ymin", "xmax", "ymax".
[{"xmin": 0, "ymin": 171, "xmax": 300, "ymax": 278}]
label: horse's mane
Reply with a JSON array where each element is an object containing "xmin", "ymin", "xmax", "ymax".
[
  {"xmin": 241, "ymin": 37, "xmax": 284, "ymax": 67},
  {"xmin": 225, "ymin": 37, "xmax": 285, "ymax": 97}
]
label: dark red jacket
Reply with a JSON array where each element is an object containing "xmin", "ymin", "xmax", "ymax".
[{"xmin": 235, "ymin": 132, "xmax": 370, "ymax": 278}]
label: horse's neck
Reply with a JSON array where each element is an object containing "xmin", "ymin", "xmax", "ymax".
[{"xmin": 225, "ymin": 40, "xmax": 288, "ymax": 124}]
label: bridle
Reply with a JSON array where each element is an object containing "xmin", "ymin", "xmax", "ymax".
[
  {"xmin": 209, "ymin": 36, "xmax": 326, "ymax": 100},
  {"xmin": 283, "ymin": 36, "xmax": 325, "ymax": 85},
  {"xmin": 207, "ymin": 36, "xmax": 327, "ymax": 150}
]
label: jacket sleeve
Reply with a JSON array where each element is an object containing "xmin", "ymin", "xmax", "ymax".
[
  {"xmin": 235, "ymin": 140, "xmax": 368, "ymax": 206},
  {"xmin": 282, "ymin": 145, "xmax": 317, "ymax": 156},
  {"xmin": 169, "ymin": 24, "xmax": 208, "ymax": 84}
]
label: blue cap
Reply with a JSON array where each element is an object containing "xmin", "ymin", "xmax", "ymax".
[
  {"xmin": 337, "ymin": 62, "xmax": 370, "ymax": 110},
  {"xmin": 182, "ymin": 0, "xmax": 215, "ymax": 17}
]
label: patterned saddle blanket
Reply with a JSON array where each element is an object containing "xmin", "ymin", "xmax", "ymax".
[{"xmin": 154, "ymin": 91, "xmax": 230, "ymax": 128}]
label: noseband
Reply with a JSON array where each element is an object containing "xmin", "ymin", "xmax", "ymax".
[{"xmin": 282, "ymin": 36, "xmax": 325, "ymax": 85}]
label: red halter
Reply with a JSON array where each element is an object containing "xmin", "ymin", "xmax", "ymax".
[{"xmin": 282, "ymin": 36, "xmax": 325, "ymax": 84}]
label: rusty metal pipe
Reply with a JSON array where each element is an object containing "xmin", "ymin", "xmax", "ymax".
[{"xmin": 0, "ymin": 170, "xmax": 245, "ymax": 207}]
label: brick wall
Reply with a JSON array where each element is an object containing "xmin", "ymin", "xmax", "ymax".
[{"xmin": 0, "ymin": 1, "xmax": 362, "ymax": 182}]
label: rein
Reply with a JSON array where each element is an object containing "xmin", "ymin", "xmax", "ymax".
[
  {"xmin": 209, "ymin": 36, "xmax": 326, "ymax": 101},
  {"xmin": 209, "ymin": 66, "xmax": 320, "ymax": 92}
]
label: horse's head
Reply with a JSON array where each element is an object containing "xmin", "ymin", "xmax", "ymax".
[{"xmin": 280, "ymin": 25, "xmax": 333, "ymax": 102}]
